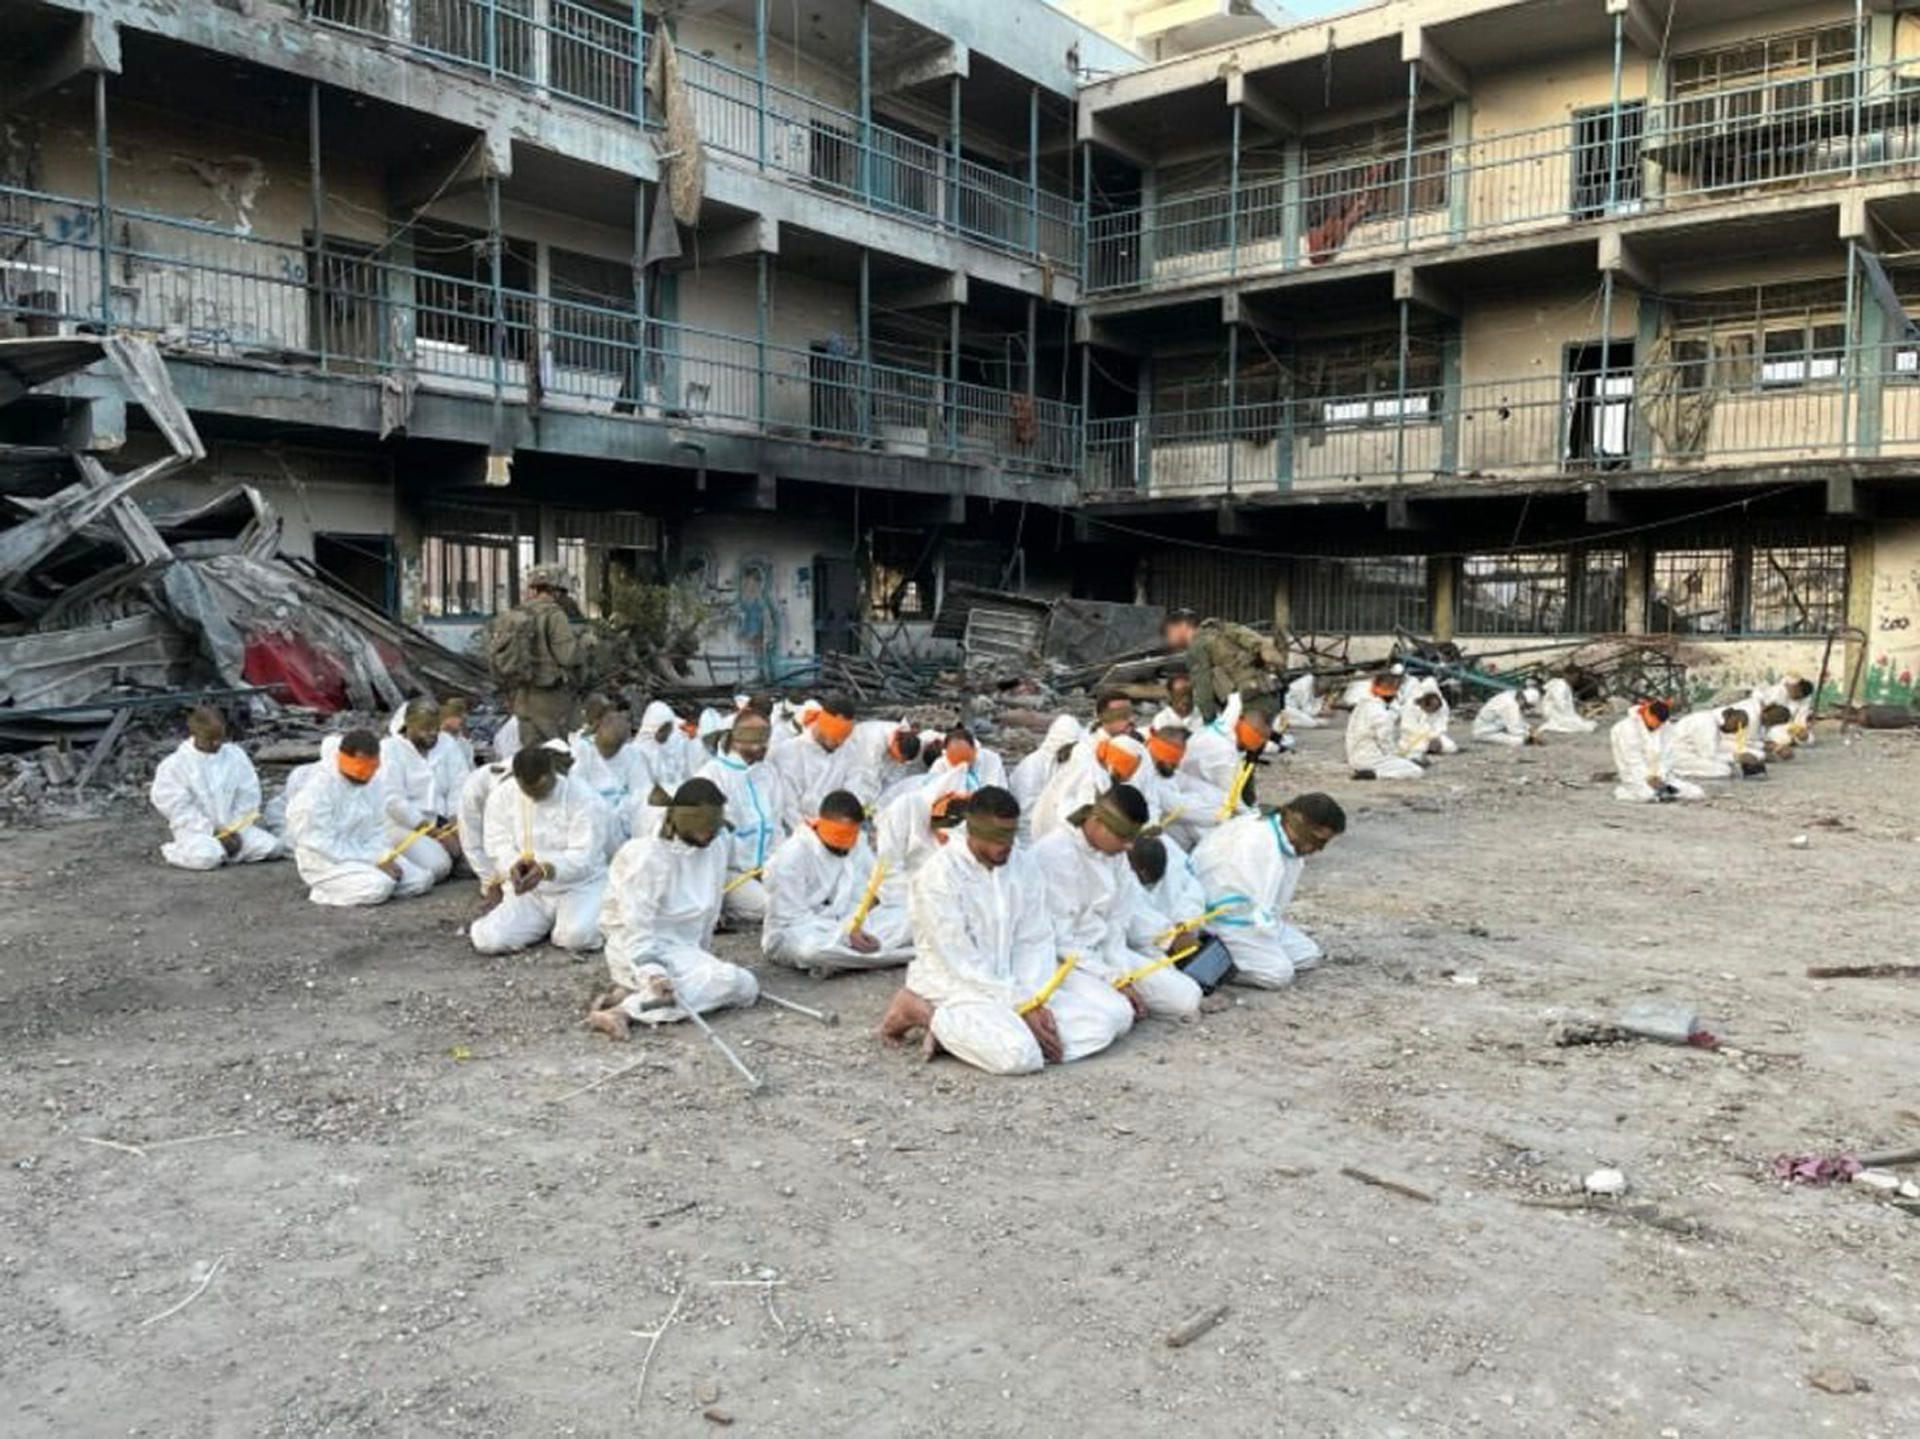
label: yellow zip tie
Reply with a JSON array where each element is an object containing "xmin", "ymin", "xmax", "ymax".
[
  {"xmin": 1153, "ymin": 902, "xmax": 1236, "ymax": 946},
  {"xmin": 519, "ymin": 792, "xmax": 535, "ymax": 863},
  {"xmin": 1113, "ymin": 943, "xmax": 1201, "ymax": 991},
  {"xmin": 845, "ymin": 858, "xmax": 889, "ymax": 933},
  {"xmin": 1398, "ymin": 728, "xmax": 1435, "ymax": 758},
  {"xmin": 214, "ymin": 810, "xmax": 260, "ymax": 840},
  {"xmin": 378, "ymin": 822, "xmax": 434, "ymax": 867},
  {"xmin": 722, "ymin": 865, "xmax": 765, "ymax": 895},
  {"xmin": 1215, "ymin": 761, "xmax": 1254, "ymax": 822},
  {"xmin": 1017, "ymin": 954, "xmax": 1080, "ymax": 1016}
]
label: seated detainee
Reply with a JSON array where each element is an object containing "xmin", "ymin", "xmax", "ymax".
[
  {"xmin": 1029, "ymin": 730, "xmax": 1145, "ymax": 841},
  {"xmin": 1538, "ymin": 675, "xmax": 1596, "ymax": 734},
  {"xmin": 879, "ymin": 786, "xmax": 1133, "ymax": 1076},
  {"xmin": 1610, "ymin": 700, "xmax": 1705, "ymax": 804},
  {"xmin": 378, "ymin": 699, "xmax": 459, "ymax": 884},
  {"xmin": 1284, "ymin": 672, "xmax": 1330, "ymax": 729},
  {"xmin": 149, "ymin": 705, "xmax": 282, "ymax": 871},
  {"xmin": 457, "ymin": 759, "xmax": 513, "ymax": 905},
  {"xmin": 1033, "ymin": 784, "xmax": 1202, "ymax": 1022},
  {"xmin": 1472, "ymin": 685, "xmax": 1541, "ymax": 747},
  {"xmin": 692, "ymin": 709, "xmax": 781, "ymax": 927},
  {"xmin": 1670, "ymin": 705, "xmax": 1762, "ymax": 781},
  {"xmin": 1126, "ymin": 834, "xmax": 1205, "ymax": 943},
  {"xmin": 286, "ymin": 729, "xmax": 438, "ymax": 907},
  {"xmin": 761, "ymin": 789, "xmax": 912, "ymax": 974},
  {"xmin": 1149, "ymin": 673, "xmax": 1199, "ymax": 734},
  {"xmin": 587, "ymin": 778, "xmax": 760, "ymax": 1039},
  {"xmin": 1009, "ymin": 715, "xmax": 1085, "ymax": 823},
  {"xmin": 571, "ymin": 709, "xmax": 644, "ymax": 846},
  {"xmin": 1192, "ymin": 793, "xmax": 1347, "ymax": 989},
  {"xmin": 1397, "ymin": 678, "xmax": 1459, "ymax": 756},
  {"xmin": 1347, "ymin": 670, "xmax": 1425, "ymax": 780},
  {"xmin": 1180, "ymin": 692, "xmax": 1272, "ymax": 822},
  {"xmin": 469, "ymin": 747, "xmax": 609, "ymax": 955}
]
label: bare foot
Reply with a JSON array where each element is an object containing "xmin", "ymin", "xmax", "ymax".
[
  {"xmin": 585, "ymin": 1006, "xmax": 631, "ymax": 1041},
  {"xmin": 590, "ymin": 984, "xmax": 634, "ymax": 1013},
  {"xmin": 628, "ymin": 972, "xmax": 676, "ymax": 1012},
  {"xmin": 878, "ymin": 986, "xmax": 933, "ymax": 1047}
]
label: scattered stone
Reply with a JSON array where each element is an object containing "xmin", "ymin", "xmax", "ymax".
[
  {"xmin": 1583, "ymin": 1168, "xmax": 1628, "ymax": 1197},
  {"xmin": 1790, "ymin": 834, "xmax": 1810, "ymax": 850},
  {"xmin": 1850, "ymin": 1169, "xmax": 1901, "ymax": 1194},
  {"xmin": 1807, "ymin": 1368, "xmax": 1868, "ymax": 1396}
]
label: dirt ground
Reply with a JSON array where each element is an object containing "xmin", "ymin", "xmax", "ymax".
[{"xmin": 4, "ymin": 717, "xmax": 1920, "ymax": 1437}]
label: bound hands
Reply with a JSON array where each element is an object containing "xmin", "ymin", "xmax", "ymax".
[
  {"xmin": 846, "ymin": 926, "xmax": 881, "ymax": 955},
  {"xmin": 510, "ymin": 856, "xmax": 547, "ymax": 894},
  {"xmin": 1023, "ymin": 1005, "xmax": 1064, "ymax": 1064}
]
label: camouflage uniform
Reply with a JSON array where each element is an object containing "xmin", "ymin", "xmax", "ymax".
[
  {"xmin": 1187, "ymin": 619, "xmax": 1284, "ymax": 720},
  {"xmin": 509, "ymin": 581, "xmax": 585, "ymax": 745}
]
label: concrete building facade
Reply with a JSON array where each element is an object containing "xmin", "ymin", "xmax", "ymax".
[
  {"xmin": 0, "ymin": 0, "xmax": 1129, "ymax": 679},
  {"xmin": 6, "ymin": 0, "xmax": 1920, "ymax": 705},
  {"xmin": 1074, "ymin": 0, "xmax": 1920, "ymax": 702}
]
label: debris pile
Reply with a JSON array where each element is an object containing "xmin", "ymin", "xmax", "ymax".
[{"xmin": 1, "ymin": 336, "xmax": 484, "ymax": 756}]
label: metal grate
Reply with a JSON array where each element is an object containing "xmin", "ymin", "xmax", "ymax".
[
  {"xmin": 1649, "ymin": 547, "xmax": 1736, "ymax": 634},
  {"xmin": 1292, "ymin": 556, "xmax": 1429, "ymax": 633},
  {"xmin": 1747, "ymin": 543, "xmax": 1848, "ymax": 635}
]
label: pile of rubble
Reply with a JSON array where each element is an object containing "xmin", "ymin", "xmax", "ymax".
[{"xmin": 0, "ymin": 336, "xmax": 485, "ymax": 767}]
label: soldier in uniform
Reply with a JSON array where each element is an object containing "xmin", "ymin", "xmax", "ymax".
[
  {"xmin": 493, "ymin": 566, "xmax": 586, "ymax": 746},
  {"xmin": 1161, "ymin": 608, "xmax": 1285, "ymax": 721}
]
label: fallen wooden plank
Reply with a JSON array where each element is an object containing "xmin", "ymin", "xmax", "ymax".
[
  {"xmin": 1163, "ymin": 1302, "xmax": 1228, "ymax": 1349},
  {"xmin": 1806, "ymin": 964, "xmax": 1920, "ymax": 980},
  {"xmin": 1340, "ymin": 1165, "xmax": 1437, "ymax": 1204}
]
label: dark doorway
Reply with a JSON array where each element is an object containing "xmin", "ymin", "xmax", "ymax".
[
  {"xmin": 314, "ymin": 532, "xmax": 397, "ymax": 614},
  {"xmin": 812, "ymin": 554, "xmax": 860, "ymax": 657}
]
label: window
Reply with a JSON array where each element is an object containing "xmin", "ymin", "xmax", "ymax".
[
  {"xmin": 1455, "ymin": 549, "xmax": 1628, "ymax": 635},
  {"xmin": 1292, "ymin": 556, "xmax": 1429, "ymax": 633},
  {"xmin": 1151, "ymin": 352, "xmax": 1289, "ymax": 442},
  {"xmin": 1302, "ymin": 109, "xmax": 1452, "ymax": 249},
  {"xmin": 1666, "ymin": 27, "xmax": 1860, "ymax": 188},
  {"xmin": 1748, "ymin": 543, "xmax": 1848, "ymax": 634},
  {"xmin": 423, "ymin": 534, "xmax": 519, "ymax": 619},
  {"xmin": 1648, "ymin": 535, "xmax": 1848, "ymax": 635},
  {"xmin": 1666, "ymin": 279, "xmax": 1848, "ymax": 392},
  {"xmin": 1670, "ymin": 26, "xmax": 1857, "ymax": 102},
  {"xmin": 1571, "ymin": 102, "xmax": 1646, "ymax": 218},
  {"xmin": 868, "ymin": 528, "xmax": 936, "ymax": 620},
  {"xmin": 1649, "ymin": 547, "xmax": 1735, "ymax": 634},
  {"xmin": 1298, "ymin": 334, "xmax": 1443, "ymax": 427}
]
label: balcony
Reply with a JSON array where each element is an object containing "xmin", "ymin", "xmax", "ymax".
[
  {"xmin": 1086, "ymin": 60, "xmax": 1920, "ymax": 298},
  {"xmin": 1084, "ymin": 347, "xmax": 1912, "ymax": 500},
  {"xmin": 304, "ymin": 0, "xmax": 1079, "ymax": 272},
  {"xmin": 0, "ymin": 183, "xmax": 1078, "ymax": 476}
]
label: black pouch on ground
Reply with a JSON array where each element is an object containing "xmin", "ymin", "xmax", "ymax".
[{"xmin": 1177, "ymin": 934, "xmax": 1236, "ymax": 993}]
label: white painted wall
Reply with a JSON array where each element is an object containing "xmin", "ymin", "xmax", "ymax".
[{"xmin": 672, "ymin": 511, "xmax": 850, "ymax": 684}]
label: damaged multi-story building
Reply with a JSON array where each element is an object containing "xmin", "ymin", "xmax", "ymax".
[
  {"xmin": 5, "ymin": 0, "xmax": 1920, "ymax": 705},
  {"xmin": 1075, "ymin": 0, "xmax": 1920, "ymax": 703},
  {"xmin": 0, "ymin": 0, "xmax": 1126, "ymax": 684}
]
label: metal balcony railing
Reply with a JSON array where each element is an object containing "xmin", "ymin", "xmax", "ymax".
[
  {"xmin": 303, "ymin": 2, "xmax": 1077, "ymax": 270},
  {"xmin": 0, "ymin": 184, "xmax": 1077, "ymax": 475},
  {"xmin": 1087, "ymin": 59, "xmax": 1920, "ymax": 295},
  {"xmin": 1084, "ymin": 345, "xmax": 1915, "ymax": 497}
]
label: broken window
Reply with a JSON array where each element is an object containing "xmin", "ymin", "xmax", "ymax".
[
  {"xmin": 1649, "ymin": 547, "xmax": 1735, "ymax": 635},
  {"xmin": 867, "ymin": 528, "xmax": 936, "ymax": 620},
  {"xmin": 1665, "ymin": 26, "xmax": 1860, "ymax": 188},
  {"xmin": 1292, "ymin": 556, "xmax": 1429, "ymax": 633},
  {"xmin": 1665, "ymin": 279, "xmax": 1848, "ymax": 393},
  {"xmin": 1570, "ymin": 101, "xmax": 1646, "ymax": 218},
  {"xmin": 1296, "ymin": 333, "xmax": 1443, "ymax": 428},
  {"xmin": 1747, "ymin": 543, "xmax": 1848, "ymax": 634},
  {"xmin": 1457, "ymin": 552, "xmax": 1571, "ymax": 636},
  {"xmin": 1301, "ymin": 109, "xmax": 1451, "ymax": 259}
]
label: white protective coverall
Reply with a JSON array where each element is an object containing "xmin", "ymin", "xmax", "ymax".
[
  {"xmin": 872, "ymin": 782, "xmax": 951, "ymax": 911},
  {"xmin": 570, "ymin": 736, "xmax": 647, "ymax": 853},
  {"xmin": 1472, "ymin": 687, "xmax": 1537, "ymax": 747},
  {"xmin": 1192, "ymin": 810, "xmax": 1323, "ymax": 988},
  {"xmin": 1610, "ymin": 711, "xmax": 1705, "ymax": 803},
  {"xmin": 1755, "ymin": 680, "xmax": 1815, "ymax": 750},
  {"xmin": 1027, "ymin": 734, "xmax": 1144, "ymax": 842},
  {"xmin": 761, "ymin": 827, "xmax": 912, "ymax": 971},
  {"xmin": 601, "ymin": 829, "xmax": 759, "ymax": 1024},
  {"xmin": 837, "ymin": 719, "xmax": 914, "ymax": 810},
  {"xmin": 1008, "ymin": 716, "xmax": 1086, "ymax": 828},
  {"xmin": 1148, "ymin": 705, "xmax": 1200, "ymax": 736},
  {"xmin": 1538, "ymin": 678, "xmax": 1595, "ymax": 734},
  {"xmin": 286, "ymin": 748, "xmax": 436, "ymax": 906},
  {"xmin": 1172, "ymin": 700, "xmax": 1259, "ymax": 850},
  {"xmin": 1668, "ymin": 710, "xmax": 1750, "ymax": 781},
  {"xmin": 1346, "ymin": 692, "xmax": 1425, "ymax": 779},
  {"xmin": 149, "ymin": 738, "xmax": 282, "ymax": 870},
  {"xmin": 1283, "ymin": 674, "xmax": 1329, "ymax": 729},
  {"xmin": 1130, "ymin": 842, "xmax": 1208, "ymax": 950},
  {"xmin": 906, "ymin": 838, "xmax": 1133, "ymax": 1075},
  {"xmin": 377, "ymin": 733, "xmax": 455, "ymax": 882},
  {"xmin": 765, "ymin": 728, "xmax": 848, "ymax": 830},
  {"xmin": 1397, "ymin": 678, "xmax": 1460, "ymax": 756},
  {"xmin": 469, "ymin": 776, "xmax": 608, "ymax": 953},
  {"xmin": 632, "ymin": 700, "xmax": 687, "ymax": 794},
  {"xmin": 694, "ymin": 749, "xmax": 781, "ymax": 925},
  {"xmin": 491, "ymin": 715, "xmax": 522, "ymax": 763},
  {"xmin": 1034, "ymin": 825, "xmax": 1202, "ymax": 1020},
  {"xmin": 923, "ymin": 745, "xmax": 1008, "ymax": 796},
  {"xmin": 457, "ymin": 762, "xmax": 512, "ymax": 889}
]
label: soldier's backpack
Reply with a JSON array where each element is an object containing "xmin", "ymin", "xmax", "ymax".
[{"xmin": 486, "ymin": 605, "xmax": 542, "ymax": 688}]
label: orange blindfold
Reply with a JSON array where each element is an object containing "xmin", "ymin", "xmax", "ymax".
[
  {"xmin": 337, "ymin": 751, "xmax": 380, "ymax": 782},
  {"xmin": 814, "ymin": 711, "xmax": 855, "ymax": 746},
  {"xmin": 808, "ymin": 815, "xmax": 862, "ymax": 851},
  {"xmin": 1146, "ymin": 733, "xmax": 1186, "ymax": 769},
  {"xmin": 945, "ymin": 738, "xmax": 977, "ymax": 766},
  {"xmin": 1097, "ymin": 737, "xmax": 1142, "ymax": 781},
  {"xmin": 1234, "ymin": 719, "xmax": 1269, "ymax": 752}
]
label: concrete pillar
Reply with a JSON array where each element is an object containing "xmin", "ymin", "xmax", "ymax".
[
  {"xmin": 1272, "ymin": 563, "xmax": 1292, "ymax": 636},
  {"xmin": 1622, "ymin": 537, "xmax": 1650, "ymax": 634},
  {"xmin": 1428, "ymin": 556, "xmax": 1457, "ymax": 641},
  {"xmin": 531, "ymin": 0, "xmax": 552, "ymax": 94}
]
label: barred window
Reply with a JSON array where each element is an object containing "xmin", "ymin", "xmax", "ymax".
[
  {"xmin": 1649, "ymin": 547, "xmax": 1736, "ymax": 634},
  {"xmin": 1748, "ymin": 543, "xmax": 1848, "ymax": 634},
  {"xmin": 1574, "ymin": 549, "xmax": 1629, "ymax": 632},
  {"xmin": 1666, "ymin": 279, "xmax": 1847, "ymax": 392},
  {"xmin": 1457, "ymin": 552, "xmax": 1570, "ymax": 636},
  {"xmin": 1292, "ymin": 556, "xmax": 1429, "ymax": 633},
  {"xmin": 1302, "ymin": 108, "xmax": 1452, "ymax": 235}
]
